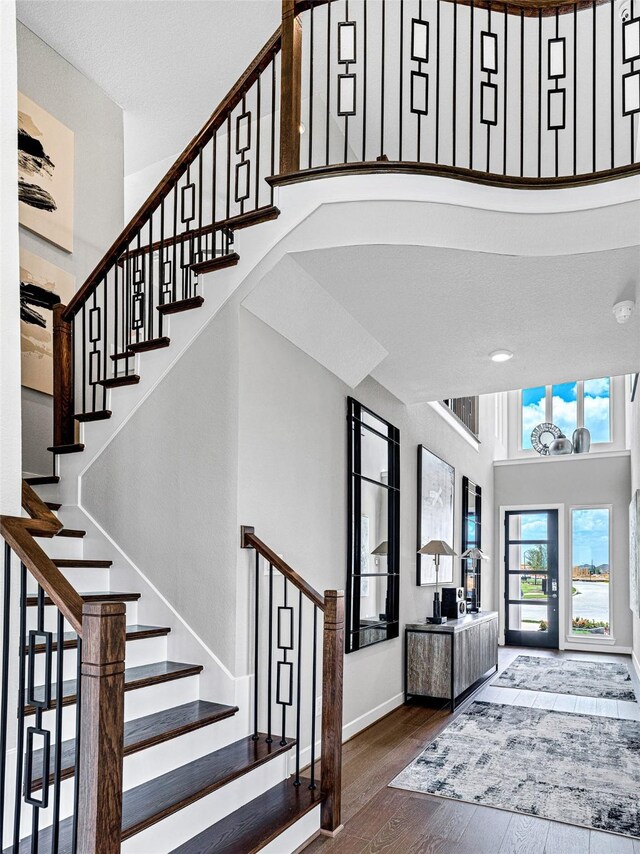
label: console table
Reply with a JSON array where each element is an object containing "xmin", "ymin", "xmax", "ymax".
[{"xmin": 405, "ymin": 612, "xmax": 498, "ymax": 710}]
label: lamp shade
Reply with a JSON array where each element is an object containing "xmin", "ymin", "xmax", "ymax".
[
  {"xmin": 461, "ymin": 547, "xmax": 489, "ymax": 560},
  {"xmin": 371, "ymin": 541, "xmax": 388, "ymax": 556},
  {"xmin": 418, "ymin": 539, "xmax": 457, "ymax": 557}
]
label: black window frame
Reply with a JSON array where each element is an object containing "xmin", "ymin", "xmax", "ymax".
[{"xmin": 346, "ymin": 397, "xmax": 401, "ymax": 654}]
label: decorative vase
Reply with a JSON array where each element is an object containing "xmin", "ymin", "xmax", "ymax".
[
  {"xmin": 572, "ymin": 427, "xmax": 591, "ymax": 454},
  {"xmin": 549, "ymin": 433, "xmax": 573, "ymax": 455}
]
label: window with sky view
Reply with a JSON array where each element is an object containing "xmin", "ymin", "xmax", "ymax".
[
  {"xmin": 571, "ymin": 508, "xmax": 610, "ymax": 635},
  {"xmin": 521, "ymin": 378, "xmax": 611, "ymax": 449}
]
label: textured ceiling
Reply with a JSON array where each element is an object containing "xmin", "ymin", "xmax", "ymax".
[
  {"xmin": 16, "ymin": 0, "xmax": 280, "ymax": 176},
  {"xmin": 288, "ymin": 244, "xmax": 640, "ymax": 402}
]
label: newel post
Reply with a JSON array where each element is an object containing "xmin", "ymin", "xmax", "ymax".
[
  {"xmin": 279, "ymin": 0, "xmax": 302, "ymax": 174},
  {"xmin": 320, "ymin": 589, "xmax": 344, "ymax": 835},
  {"xmin": 77, "ymin": 602, "xmax": 126, "ymax": 854},
  {"xmin": 52, "ymin": 304, "xmax": 74, "ymax": 447}
]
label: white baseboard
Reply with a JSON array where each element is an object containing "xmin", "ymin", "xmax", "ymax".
[
  {"xmin": 563, "ymin": 641, "xmax": 632, "ymax": 655},
  {"xmin": 633, "ymin": 649, "xmax": 640, "ymax": 681},
  {"xmin": 342, "ymin": 692, "xmax": 405, "ymax": 743}
]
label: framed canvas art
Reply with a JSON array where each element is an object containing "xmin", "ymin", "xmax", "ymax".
[
  {"xmin": 18, "ymin": 93, "xmax": 74, "ymax": 252},
  {"xmin": 417, "ymin": 445, "xmax": 455, "ymax": 586},
  {"xmin": 20, "ymin": 248, "xmax": 75, "ymax": 395}
]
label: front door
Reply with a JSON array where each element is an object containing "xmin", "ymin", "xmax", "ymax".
[{"xmin": 504, "ymin": 510, "xmax": 559, "ymax": 649}]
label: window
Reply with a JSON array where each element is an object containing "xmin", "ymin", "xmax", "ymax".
[
  {"xmin": 520, "ymin": 378, "xmax": 611, "ymax": 450},
  {"xmin": 570, "ymin": 508, "xmax": 611, "ymax": 637}
]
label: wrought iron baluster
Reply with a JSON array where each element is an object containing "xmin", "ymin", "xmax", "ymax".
[
  {"xmin": 294, "ymin": 588, "xmax": 302, "ymax": 786},
  {"xmin": 266, "ymin": 562, "xmax": 273, "ymax": 744},
  {"xmin": 252, "ymin": 550, "xmax": 260, "ymax": 741},
  {"xmin": 51, "ymin": 609, "xmax": 65, "ymax": 854},
  {"xmin": 0, "ymin": 544, "xmax": 10, "ymax": 845},
  {"xmin": 309, "ymin": 604, "xmax": 318, "ymax": 790},
  {"xmin": 71, "ymin": 637, "xmax": 82, "ymax": 854},
  {"xmin": 12, "ymin": 563, "xmax": 27, "ymax": 852}
]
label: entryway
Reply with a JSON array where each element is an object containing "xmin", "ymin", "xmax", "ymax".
[{"xmin": 504, "ymin": 510, "xmax": 560, "ymax": 649}]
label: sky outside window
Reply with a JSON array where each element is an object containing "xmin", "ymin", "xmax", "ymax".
[
  {"xmin": 583, "ymin": 378, "xmax": 611, "ymax": 443},
  {"xmin": 551, "ymin": 382, "xmax": 577, "ymax": 437},
  {"xmin": 521, "ymin": 387, "xmax": 545, "ymax": 449}
]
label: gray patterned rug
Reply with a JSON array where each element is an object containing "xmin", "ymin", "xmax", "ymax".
[
  {"xmin": 390, "ymin": 701, "xmax": 640, "ymax": 838},
  {"xmin": 492, "ymin": 655, "xmax": 637, "ymax": 701}
]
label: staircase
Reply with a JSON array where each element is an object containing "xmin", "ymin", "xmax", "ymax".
[{"xmin": 1, "ymin": 465, "xmax": 342, "ymax": 852}]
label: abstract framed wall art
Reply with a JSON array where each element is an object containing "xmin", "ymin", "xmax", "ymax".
[
  {"xmin": 417, "ymin": 445, "xmax": 455, "ymax": 586},
  {"xmin": 18, "ymin": 93, "xmax": 74, "ymax": 252},
  {"xmin": 20, "ymin": 248, "xmax": 75, "ymax": 395}
]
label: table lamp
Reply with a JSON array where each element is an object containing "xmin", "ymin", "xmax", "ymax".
[{"xmin": 418, "ymin": 540, "xmax": 457, "ymax": 624}]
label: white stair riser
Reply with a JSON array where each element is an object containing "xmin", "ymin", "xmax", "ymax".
[
  {"xmin": 25, "ymin": 484, "xmax": 61, "ymax": 503},
  {"xmin": 26, "ymin": 568, "xmax": 110, "ymax": 595},
  {"xmin": 120, "ymin": 754, "xmax": 291, "ymax": 854},
  {"xmin": 124, "ymin": 674, "xmax": 200, "ymax": 720},
  {"xmin": 29, "ymin": 673, "xmax": 201, "ymax": 741},
  {"xmin": 36, "ymin": 536, "xmax": 84, "ymax": 560},
  {"xmin": 28, "ymin": 635, "xmax": 167, "ymax": 684},
  {"xmin": 122, "ymin": 713, "xmax": 239, "ymax": 791},
  {"xmin": 30, "ymin": 601, "xmax": 138, "ymax": 633},
  {"xmin": 260, "ymin": 804, "xmax": 321, "ymax": 854}
]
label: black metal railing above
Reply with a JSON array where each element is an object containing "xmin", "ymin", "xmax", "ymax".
[
  {"xmin": 276, "ymin": 0, "xmax": 640, "ymax": 186},
  {"xmin": 443, "ymin": 395, "xmax": 480, "ymax": 436}
]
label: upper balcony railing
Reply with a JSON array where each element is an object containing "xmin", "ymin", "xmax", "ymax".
[
  {"xmin": 51, "ymin": 0, "xmax": 639, "ymax": 433},
  {"xmin": 280, "ymin": 0, "xmax": 640, "ymax": 187}
]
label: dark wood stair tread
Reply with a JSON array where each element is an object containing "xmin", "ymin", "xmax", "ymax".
[
  {"xmin": 120, "ymin": 734, "xmax": 295, "ymax": 841},
  {"xmin": 45, "ymin": 501, "xmax": 61, "ymax": 511},
  {"xmin": 52, "ymin": 558, "xmax": 113, "ymax": 568},
  {"xmin": 127, "ymin": 336, "xmax": 170, "ymax": 354},
  {"xmin": 47, "ymin": 443, "xmax": 85, "ymax": 455},
  {"xmin": 224, "ymin": 204, "xmax": 280, "ymax": 231},
  {"xmin": 158, "ymin": 296, "xmax": 204, "ymax": 315},
  {"xmin": 12, "ymin": 733, "xmax": 291, "ymax": 852},
  {"xmin": 56, "ymin": 528, "xmax": 86, "ymax": 539},
  {"xmin": 24, "ymin": 476, "xmax": 59, "ymax": 485},
  {"xmin": 25, "ymin": 660, "xmax": 204, "ymax": 714},
  {"xmin": 27, "ymin": 624, "xmax": 171, "ymax": 654},
  {"xmin": 29, "ymin": 699, "xmax": 238, "ymax": 791},
  {"xmin": 191, "ymin": 252, "xmax": 239, "ymax": 276},
  {"xmin": 74, "ymin": 409, "xmax": 112, "ymax": 422},
  {"xmin": 27, "ymin": 591, "xmax": 138, "ymax": 607},
  {"xmin": 99, "ymin": 374, "xmax": 140, "ymax": 388},
  {"xmin": 110, "ymin": 351, "xmax": 135, "ymax": 361},
  {"xmin": 170, "ymin": 778, "xmax": 323, "ymax": 854}
]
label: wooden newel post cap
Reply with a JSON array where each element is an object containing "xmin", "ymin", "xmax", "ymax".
[{"xmin": 81, "ymin": 601, "xmax": 127, "ymax": 673}]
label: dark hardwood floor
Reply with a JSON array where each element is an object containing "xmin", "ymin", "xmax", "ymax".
[{"xmin": 305, "ymin": 647, "xmax": 640, "ymax": 854}]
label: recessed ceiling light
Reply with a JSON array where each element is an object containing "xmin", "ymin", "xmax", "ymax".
[{"xmin": 489, "ymin": 350, "xmax": 514, "ymax": 363}]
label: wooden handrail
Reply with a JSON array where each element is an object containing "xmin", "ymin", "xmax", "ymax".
[
  {"xmin": 0, "ymin": 480, "xmax": 84, "ymax": 634},
  {"xmin": 241, "ymin": 526, "xmax": 326, "ymax": 611},
  {"xmin": 294, "ymin": 0, "xmax": 608, "ymax": 16},
  {"xmin": 61, "ymin": 25, "xmax": 282, "ymax": 321}
]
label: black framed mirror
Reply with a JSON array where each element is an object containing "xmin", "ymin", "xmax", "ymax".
[
  {"xmin": 461, "ymin": 476, "xmax": 482, "ymax": 611},
  {"xmin": 346, "ymin": 398, "xmax": 400, "ymax": 653}
]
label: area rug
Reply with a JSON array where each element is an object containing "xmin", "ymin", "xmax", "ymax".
[
  {"xmin": 492, "ymin": 655, "xmax": 637, "ymax": 702},
  {"xmin": 390, "ymin": 701, "xmax": 640, "ymax": 838}
]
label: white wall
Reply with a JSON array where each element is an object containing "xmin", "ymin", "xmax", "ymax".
[
  {"xmin": 82, "ymin": 287, "xmax": 503, "ymax": 734},
  {"xmin": 236, "ymin": 309, "xmax": 503, "ymax": 731},
  {"xmin": 17, "ymin": 21, "xmax": 123, "ymax": 474},
  {"xmin": 0, "ymin": 1, "xmax": 22, "ymax": 513},
  {"xmin": 628, "ymin": 378, "xmax": 640, "ymax": 673},
  {"xmin": 494, "ymin": 453, "xmax": 632, "ymax": 651}
]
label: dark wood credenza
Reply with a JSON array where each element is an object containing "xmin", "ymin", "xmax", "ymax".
[{"xmin": 405, "ymin": 612, "xmax": 499, "ymax": 710}]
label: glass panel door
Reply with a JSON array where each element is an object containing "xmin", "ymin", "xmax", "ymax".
[{"xmin": 504, "ymin": 510, "xmax": 559, "ymax": 648}]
